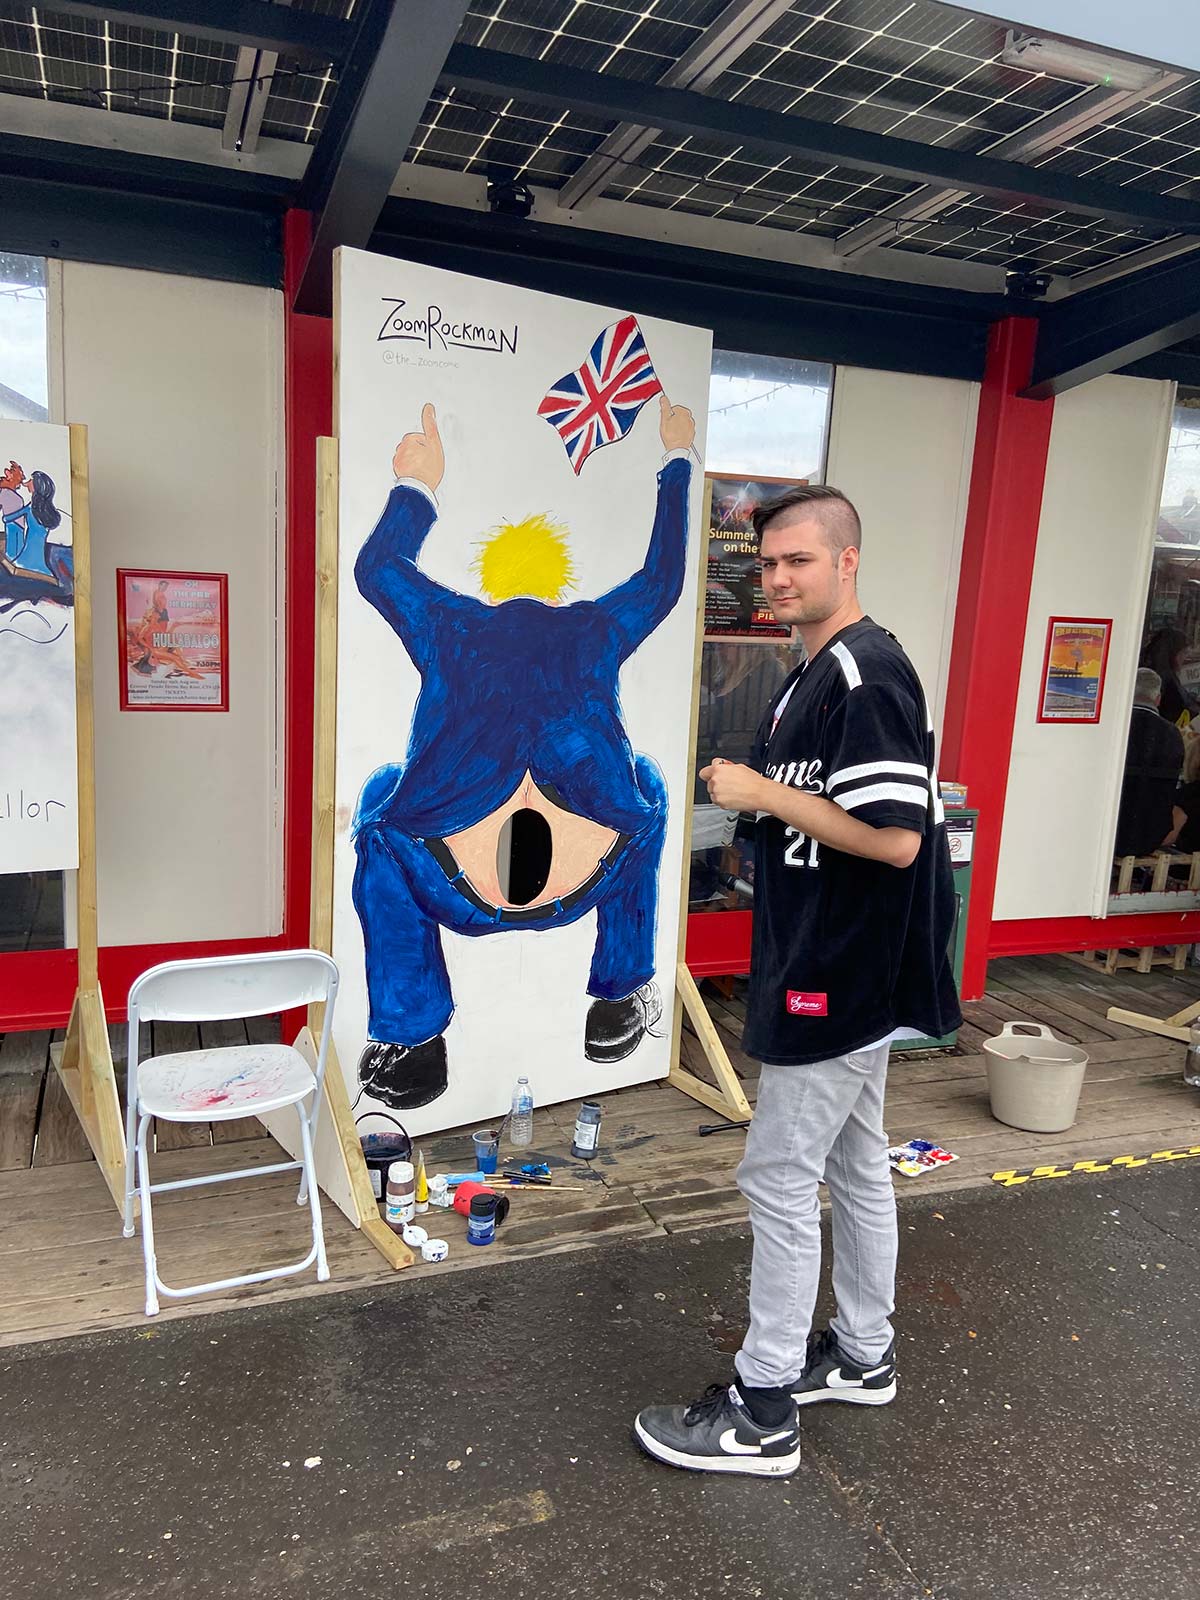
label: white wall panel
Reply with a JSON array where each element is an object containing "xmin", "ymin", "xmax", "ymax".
[
  {"xmin": 59, "ymin": 263, "xmax": 283, "ymax": 945},
  {"xmin": 826, "ymin": 365, "xmax": 978, "ymax": 734},
  {"xmin": 993, "ymin": 374, "xmax": 1174, "ymax": 922}
]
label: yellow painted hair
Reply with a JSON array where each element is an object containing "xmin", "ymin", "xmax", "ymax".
[{"xmin": 473, "ymin": 512, "xmax": 575, "ymax": 602}]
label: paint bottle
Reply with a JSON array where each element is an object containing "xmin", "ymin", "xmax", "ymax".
[
  {"xmin": 571, "ymin": 1100, "xmax": 603, "ymax": 1158},
  {"xmin": 414, "ymin": 1148, "xmax": 429, "ymax": 1213},
  {"xmin": 467, "ymin": 1192, "xmax": 499, "ymax": 1247},
  {"xmin": 385, "ymin": 1160, "xmax": 415, "ymax": 1232}
]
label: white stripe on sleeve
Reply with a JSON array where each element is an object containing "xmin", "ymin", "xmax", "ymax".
[
  {"xmin": 830, "ymin": 640, "xmax": 861, "ymax": 689},
  {"xmin": 827, "ymin": 759, "xmax": 929, "ymax": 792},
  {"xmin": 836, "ymin": 781, "xmax": 930, "ymax": 814}
]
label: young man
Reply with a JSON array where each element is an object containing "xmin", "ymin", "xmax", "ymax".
[{"xmin": 635, "ymin": 485, "xmax": 961, "ymax": 1477}]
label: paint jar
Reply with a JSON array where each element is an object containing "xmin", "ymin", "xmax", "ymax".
[
  {"xmin": 385, "ymin": 1160, "xmax": 415, "ymax": 1232},
  {"xmin": 571, "ymin": 1100, "xmax": 602, "ymax": 1158},
  {"xmin": 472, "ymin": 1128, "xmax": 500, "ymax": 1174},
  {"xmin": 467, "ymin": 1193, "xmax": 499, "ymax": 1247}
]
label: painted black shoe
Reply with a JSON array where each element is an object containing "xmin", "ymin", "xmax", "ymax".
[
  {"xmin": 634, "ymin": 1382, "xmax": 800, "ymax": 1477},
  {"xmin": 358, "ymin": 1035, "xmax": 448, "ymax": 1110},
  {"xmin": 585, "ymin": 981, "xmax": 663, "ymax": 1064},
  {"xmin": 791, "ymin": 1328, "xmax": 897, "ymax": 1408}
]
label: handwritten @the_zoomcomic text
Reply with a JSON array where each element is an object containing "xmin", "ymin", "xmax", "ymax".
[
  {"xmin": 376, "ymin": 299, "xmax": 519, "ymax": 356},
  {"xmin": 0, "ymin": 789, "xmax": 68, "ymax": 821}
]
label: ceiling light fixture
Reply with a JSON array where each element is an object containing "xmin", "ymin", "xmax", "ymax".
[{"xmin": 1000, "ymin": 30, "xmax": 1166, "ymax": 93}]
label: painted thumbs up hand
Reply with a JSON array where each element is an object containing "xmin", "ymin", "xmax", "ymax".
[{"xmin": 392, "ymin": 402, "xmax": 445, "ymax": 491}]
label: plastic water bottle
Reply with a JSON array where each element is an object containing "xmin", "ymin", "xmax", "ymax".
[
  {"xmin": 1186, "ymin": 1019, "xmax": 1200, "ymax": 1088},
  {"xmin": 509, "ymin": 1076, "xmax": 534, "ymax": 1147}
]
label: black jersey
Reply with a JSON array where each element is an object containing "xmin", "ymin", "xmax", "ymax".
[{"xmin": 742, "ymin": 617, "xmax": 961, "ymax": 1066}]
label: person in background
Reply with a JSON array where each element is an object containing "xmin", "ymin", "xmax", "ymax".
[
  {"xmin": 1165, "ymin": 733, "xmax": 1200, "ymax": 855},
  {"xmin": 1115, "ymin": 668, "xmax": 1184, "ymax": 858},
  {"xmin": 1141, "ymin": 629, "xmax": 1192, "ymax": 727}
]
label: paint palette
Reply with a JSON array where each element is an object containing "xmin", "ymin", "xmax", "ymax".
[{"xmin": 888, "ymin": 1139, "xmax": 958, "ymax": 1178}]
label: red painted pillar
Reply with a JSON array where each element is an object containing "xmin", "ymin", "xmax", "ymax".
[
  {"xmin": 940, "ymin": 317, "xmax": 1054, "ymax": 1000},
  {"xmin": 282, "ymin": 211, "xmax": 332, "ymax": 1027}
]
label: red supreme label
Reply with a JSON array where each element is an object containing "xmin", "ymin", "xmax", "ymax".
[{"xmin": 786, "ymin": 991, "xmax": 828, "ymax": 1016}]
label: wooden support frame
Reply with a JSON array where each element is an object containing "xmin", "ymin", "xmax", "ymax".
[
  {"xmin": 667, "ymin": 475, "xmax": 753, "ymax": 1125},
  {"xmin": 255, "ymin": 437, "xmax": 413, "ymax": 1270},
  {"xmin": 50, "ymin": 425, "xmax": 128, "ymax": 1212},
  {"xmin": 1107, "ymin": 994, "xmax": 1200, "ymax": 1046}
]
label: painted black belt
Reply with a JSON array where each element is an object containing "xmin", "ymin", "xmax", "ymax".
[{"xmin": 423, "ymin": 831, "xmax": 632, "ymax": 923}]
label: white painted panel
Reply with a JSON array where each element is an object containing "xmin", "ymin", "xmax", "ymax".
[
  {"xmin": 994, "ymin": 374, "xmax": 1174, "ymax": 922},
  {"xmin": 59, "ymin": 263, "xmax": 283, "ymax": 945},
  {"xmin": 0, "ymin": 419, "xmax": 78, "ymax": 873},
  {"xmin": 333, "ymin": 248, "xmax": 711, "ymax": 1136},
  {"xmin": 826, "ymin": 365, "xmax": 978, "ymax": 735}
]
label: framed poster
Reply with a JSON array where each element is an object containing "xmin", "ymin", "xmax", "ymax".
[
  {"xmin": 117, "ymin": 569, "xmax": 228, "ymax": 711},
  {"xmin": 332, "ymin": 246, "xmax": 712, "ymax": 1136},
  {"xmin": 705, "ymin": 473, "xmax": 801, "ymax": 639},
  {"xmin": 1037, "ymin": 617, "xmax": 1112, "ymax": 723}
]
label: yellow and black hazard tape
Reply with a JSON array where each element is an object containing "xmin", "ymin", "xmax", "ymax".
[{"xmin": 992, "ymin": 1145, "xmax": 1200, "ymax": 1186}]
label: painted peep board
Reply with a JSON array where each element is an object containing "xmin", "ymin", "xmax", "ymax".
[
  {"xmin": 333, "ymin": 247, "xmax": 711, "ymax": 1137},
  {"xmin": 0, "ymin": 419, "xmax": 79, "ymax": 875}
]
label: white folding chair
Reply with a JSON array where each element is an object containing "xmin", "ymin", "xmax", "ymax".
[{"xmin": 122, "ymin": 948, "xmax": 340, "ymax": 1316}]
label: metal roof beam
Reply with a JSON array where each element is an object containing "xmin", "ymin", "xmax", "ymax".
[
  {"xmin": 833, "ymin": 75, "xmax": 1183, "ymax": 260},
  {"xmin": 443, "ymin": 43, "xmax": 1200, "ymax": 234},
  {"xmin": 293, "ymin": 0, "xmax": 471, "ymax": 316},
  {"xmin": 47, "ymin": 1, "xmax": 352, "ymax": 64},
  {"xmin": 557, "ymin": 0, "xmax": 794, "ymax": 211},
  {"xmin": 222, "ymin": 45, "xmax": 278, "ymax": 154},
  {"xmin": 1024, "ymin": 249, "xmax": 1200, "ymax": 397}
]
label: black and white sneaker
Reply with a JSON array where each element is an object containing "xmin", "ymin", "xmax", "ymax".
[
  {"xmin": 791, "ymin": 1328, "xmax": 897, "ymax": 1408},
  {"xmin": 634, "ymin": 1382, "xmax": 800, "ymax": 1477}
]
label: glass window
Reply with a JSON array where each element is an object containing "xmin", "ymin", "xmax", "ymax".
[
  {"xmin": 1109, "ymin": 386, "xmax": 1200, "ymax": 912},
  {"xmin": 0, "ymin": 253, "xmax": 62, "ymax": 953},
  {"xmin": 690, "ymin": 351, "xmax": 833, "ymax": 914}
]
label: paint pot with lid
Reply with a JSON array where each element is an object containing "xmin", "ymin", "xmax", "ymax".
[
  {"xmin": 467, "ymin": 1193, "xmax": 500, "ymax": 1246},
  {"xmin": 385, "ymin": 1161, "xmax": 416, "ymax": 1232}
]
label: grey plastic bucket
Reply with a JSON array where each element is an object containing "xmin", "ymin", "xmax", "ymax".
[{"xmin": 982, "ymin": 1022, "xmax": 1088, "ymax": 1133}]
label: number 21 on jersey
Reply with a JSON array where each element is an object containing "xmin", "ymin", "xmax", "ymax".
[{"xmin": 783, "ymin": 826, "xmax": 820, "ymax": 870}]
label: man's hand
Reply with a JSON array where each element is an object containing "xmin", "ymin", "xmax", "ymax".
[
  {"xmin": 700, "ymin": 758, "xmax": 766, "ymax": 813},
  {"xmin": 392, "ymin": 402, "xmax": 445, "ymax": 492},
  {"xmin": 659, "ymin": 394, "xmax": 696, "ymax": 454}
]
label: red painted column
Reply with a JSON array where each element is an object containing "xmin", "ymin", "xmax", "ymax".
[
  {"xmin": 281, "ymin": 211, "xmax": 332, "ymax": 1031},
  {"xmin": 940, "ymin": 317, "xmax": 1054, "ymax": 1000}
]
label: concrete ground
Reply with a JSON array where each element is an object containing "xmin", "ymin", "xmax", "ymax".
[{"xmin": 2, "ymin": 1162, "xmax": 1197, "ymax": 1600}]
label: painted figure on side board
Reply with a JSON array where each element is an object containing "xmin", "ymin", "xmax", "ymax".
[
  {"xmin": 1, "ymin": 461, "xmax": 73, "ymax": 612},
  {"xmin": 351, "ymin": 393, "xmax": 696, "ymax": 1109}
]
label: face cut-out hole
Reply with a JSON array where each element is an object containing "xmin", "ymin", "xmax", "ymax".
[{"xmin": 498, "ymin": 808, "xmax": 553, "ymax": 906}]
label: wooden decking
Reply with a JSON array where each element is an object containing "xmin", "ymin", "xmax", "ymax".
[{"xmin": 2, "ymin": 953, "xmax": 1199, "ymax": 1348}]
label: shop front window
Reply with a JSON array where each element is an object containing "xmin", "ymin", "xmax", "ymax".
[
  {"xmin": 1109, "ymin": 386, "xmax": 1200, "ymax": 910},
  {"xmin": 0, "ymin": 253, "xmax": 63, "ymax": 953},
  {"xmin": 690, "ymin": 352, "xmax": 833, "ymax": 913}
]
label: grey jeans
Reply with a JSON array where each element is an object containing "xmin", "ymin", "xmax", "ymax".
[{"xmin": 734, "ymin": 1044, "xmax": 898, "ymax": 1390}]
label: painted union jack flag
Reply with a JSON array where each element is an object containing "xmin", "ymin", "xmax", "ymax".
[{"xmin": 538, "ymin": 314, "xmax": 663, "ymax": 474}]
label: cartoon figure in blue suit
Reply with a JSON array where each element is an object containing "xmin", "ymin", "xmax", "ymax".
[{"xmin": 352, "ymin": 395, "xmax": 696, "ymax": 1108}]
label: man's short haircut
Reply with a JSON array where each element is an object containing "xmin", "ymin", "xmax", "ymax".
[
  {"xmin": 1135, "ymin": 666, "xmax": 1163, "ymax": 705},
  {"xmin": 752, "ymin": 484, "xmax": 862, "ymax": 554}
]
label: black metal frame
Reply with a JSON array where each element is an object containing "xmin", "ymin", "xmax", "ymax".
[
  {"xmin": 1026, "ymin": 252, "xmax": 1200, "ymax": 398},
  {"xmin": 369, "ymin": 196, "xmax": 1005, "ymax": 380},
  {"xmin": 46, "ymin": 1, "xmax": 353, "ymax": 64},
  {"xmin": 2, "ymin": 1, "xmax": 1199, "ymax": 393}
]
